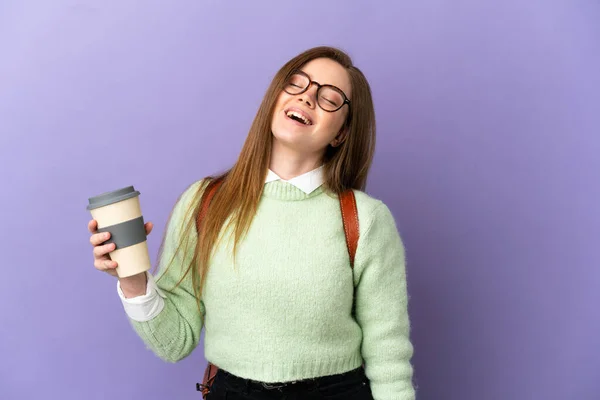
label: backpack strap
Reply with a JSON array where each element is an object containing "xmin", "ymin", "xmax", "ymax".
[
  {"xmin": 339, "ymin": 189, "xmax": 359, "ymax": 268},
  {"xmin": 339, "ymin": 189, "xmax": 362, "ymax": 368}
]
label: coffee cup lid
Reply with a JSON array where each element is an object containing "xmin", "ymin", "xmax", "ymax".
[{"xmin": 87, "ymin": 186, "xmax": 141, "ymax": 210}]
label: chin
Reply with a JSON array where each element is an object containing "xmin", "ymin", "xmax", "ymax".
[
  {"xmin": 272, "ymin": 129, "xmax": 298, "ymax": 145},
  {"xmin": 272, "ymin": 129, "xmax": 309, "ymax": 151}
]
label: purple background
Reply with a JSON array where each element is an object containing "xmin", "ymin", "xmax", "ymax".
[{"xmin": 1, "ymin": 1, "xmax": 598, "ymax": 399}]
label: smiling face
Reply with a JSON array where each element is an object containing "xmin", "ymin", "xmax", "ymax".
[{"xmin": 270, "ymin": 57, "xmax": 352, "ymax": 156}]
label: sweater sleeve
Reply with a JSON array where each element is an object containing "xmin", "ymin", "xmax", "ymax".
[
  {"xmin": 353, "ymin": 202, "xmax": 416, "ymax": 400},
  {"xmin": 126, "ymin": 180, "xmax": 206, "ymax": 363}
]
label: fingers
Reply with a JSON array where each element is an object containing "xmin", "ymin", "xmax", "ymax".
[
  {"xmin": 145, "ymin": 222, "xmax": 153, "ymax": 235},
  {"xmin": 89, "ymin": 219, "xmax": 119, "ymax": 277},
  {"xmin": 105, "ymin": 269, "xmax": 118, "ymax": 277},
  {"xmin": 90, "ymin": 231, "xmax": 111, "ymax": 246},
  {"xmin": 88, "ymin": 219, "xmax": 97, "ymax": 233},
  {"xmin": 94, "ymin": 258, "xmax": 118, "ymax": 276},
  {"xmin": 93, "ymin": 242, "xmax": 116, "ymax": 258},
  {"xmin": 94, "ymin": 257, "xmax": 116, "ymax": 270}
]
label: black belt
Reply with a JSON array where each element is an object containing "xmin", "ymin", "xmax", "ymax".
[{"xmin": 217, "ymin": 366, "xmax": 366, "ymax": 393}]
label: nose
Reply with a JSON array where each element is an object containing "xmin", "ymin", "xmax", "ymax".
[{"xmin": 297, "ymin": 84, "xmax": 318, "ymax": 109}]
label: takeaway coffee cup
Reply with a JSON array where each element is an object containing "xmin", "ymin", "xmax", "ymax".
[{"xmin": 86, "ymin": 186, "xmax": 151, "ymax": 278}]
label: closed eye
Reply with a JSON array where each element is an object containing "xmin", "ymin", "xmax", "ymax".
[{"xmin": 323, "ymin": 97, "xmax": 338, "ymax": 106}]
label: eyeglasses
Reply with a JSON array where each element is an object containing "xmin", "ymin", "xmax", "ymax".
[{"xmin": 283, "ymin": 70, "xmax": 351, "ymax": 112}]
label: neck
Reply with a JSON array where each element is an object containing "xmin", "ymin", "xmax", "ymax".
[{"xmin": 269, "ymin": 139, "xmax": 324, "ymax": 180}]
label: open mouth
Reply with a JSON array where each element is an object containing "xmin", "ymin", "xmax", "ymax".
[{"xmin": 285, "ymin": 109, "xmax": 313, "ymax": 125}]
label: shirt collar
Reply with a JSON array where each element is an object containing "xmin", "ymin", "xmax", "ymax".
[{"xmin": 265, "ymin": 165, "xmax": 325, "ymax": 194}]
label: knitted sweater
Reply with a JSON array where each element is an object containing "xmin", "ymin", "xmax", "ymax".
[{"xmin": 127, "ymin": 179, "xmax": 415, "ymax": 400}]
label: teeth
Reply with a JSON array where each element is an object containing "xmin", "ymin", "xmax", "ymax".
[{"xmin": 286, "ymin": 111, "xmax": 311, "ymax": 125}]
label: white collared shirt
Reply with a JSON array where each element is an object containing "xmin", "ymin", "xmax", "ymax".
[
  {"xmin": 265, "ymin": 165, "xmax": 324, "ymax": 194},
  {"xmin": 117, "ymin": 165, "xmax": 325, "ymax": 320}
]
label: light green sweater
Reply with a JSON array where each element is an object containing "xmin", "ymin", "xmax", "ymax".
[{"xmin": 129, "ymin": 179, "xmax": 415, "ymax": 400}]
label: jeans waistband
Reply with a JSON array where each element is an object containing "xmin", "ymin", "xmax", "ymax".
[{"xmin": 217, "ymin": 366, "xmax": 366, "ymax": 393}]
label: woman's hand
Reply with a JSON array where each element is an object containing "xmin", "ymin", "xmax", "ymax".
[{"xmin": 88, "ymin": 219, "xmax": 154, "ymax": 277}]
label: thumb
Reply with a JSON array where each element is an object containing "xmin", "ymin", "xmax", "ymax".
[{"xmin": 145, "ymin": 222, "xmax": 154, "ymax": 235}]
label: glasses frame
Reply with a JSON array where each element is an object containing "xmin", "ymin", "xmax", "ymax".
[{"xmin": 283, "ymin": 70, "xmax": 351, "ymax": 113}]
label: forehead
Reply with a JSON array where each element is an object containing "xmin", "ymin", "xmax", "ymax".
[{"xmin": 300, "ymin": 58, "xmax": 352, "ymax": 98}]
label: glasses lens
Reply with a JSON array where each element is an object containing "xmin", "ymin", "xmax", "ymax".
[
  {"xmin": 318, "ymin": 87, "xmax": 345, "ymax": 111},
  {"xmin": 284, "ymin": 73, "xmax": 309, "ymax": 95}
]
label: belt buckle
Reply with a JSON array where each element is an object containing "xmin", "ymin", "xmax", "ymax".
[{"xmin": 261, "ymin": 381, "xmax": 290, "ymax": 391}]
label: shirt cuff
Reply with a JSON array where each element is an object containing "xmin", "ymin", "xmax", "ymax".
[{"xmin": 117, "ymin": 271, "xmax": 167, "ymax": 322}]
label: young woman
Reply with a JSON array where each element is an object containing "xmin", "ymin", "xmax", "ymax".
[{"xmin": 88, "ymin": 46, "xmax": 415, "ymax": 400}]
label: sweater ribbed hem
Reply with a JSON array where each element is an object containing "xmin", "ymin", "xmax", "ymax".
[{"xmin": 207, "ymin": 351, "xmax": 363, "ymax": 383}]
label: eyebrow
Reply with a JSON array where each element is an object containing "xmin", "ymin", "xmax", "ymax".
[{"xmin": 300, "ymin": 69, "xmax": 348, "ymax": 94}]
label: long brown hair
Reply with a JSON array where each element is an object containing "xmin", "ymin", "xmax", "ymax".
[{"xmin": 156, "ymin": 46, "xmax": 376, "ymax": 325}]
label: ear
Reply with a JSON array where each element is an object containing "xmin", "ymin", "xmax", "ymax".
[{"xmin": 330, "ymin": 127, "xmax": 348, "ymax": 148}]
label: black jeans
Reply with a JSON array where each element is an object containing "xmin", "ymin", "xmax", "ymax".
[{"xmin": 206, "ymin": 366, "xmax": 374, "ymax": 400}]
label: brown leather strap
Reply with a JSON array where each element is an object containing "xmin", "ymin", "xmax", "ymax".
[
  {"xmin": 197, "ymin": 362, "xmax": 218, "ymax": 398},
  {"xmin": 195, "ymin": 178, "xmax": 224, "ymax": 234},
  {"xmin": 339, "ymin": 189, "xmax": 359, "ymax": 268}
]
